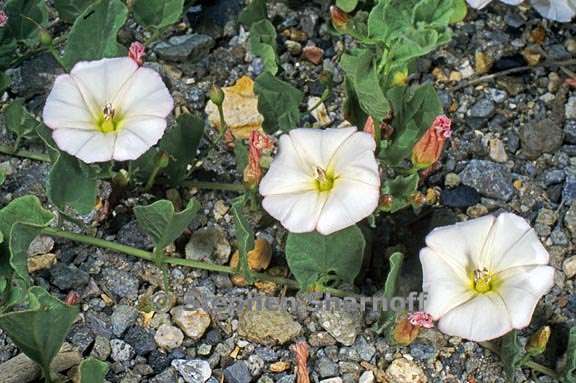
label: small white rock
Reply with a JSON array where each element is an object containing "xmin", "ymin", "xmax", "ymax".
[
  {"xmin": 563, "ymin": 256, "xmax": 576, "ymax": 279},
  {"xmin": 359, "ymin": 370, "xmax": 375, "ymax": 383},
  {"xmin": 172, "ymin": 359, "xmax": 212, "ymax": 383},
  {"xmin": 154, "ymin": 324, "xmax": 184, "ymax": 350}
]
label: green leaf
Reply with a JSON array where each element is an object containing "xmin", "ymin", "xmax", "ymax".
[
  {"xmin": 379, "ymin": 84, "xmax": 442, "ymax": 165},
  {"xmin": 0, "ymin": 170, "xmax": 5, "ymax": 187},
  {"xmin": 500, "ymin": 330, "xmax": 525, "ymax": 383},
  {"xmin": 0, "ymin": 196, "xmax": 54, "ymax": 283},
  {"xmin": 5, "ymin": 99, "xmax": 39, "ymax": 145},
  {"xmin": 380, "ymin": 173, "xmax": 420, "ymax": 213},
  {"xmin": 234, "ymin": 140, "xmax": 249, "ymax": 176},
  {"xmin": 562, "ymin": 327, "xmax": 576, "ymax": 383},
  {"xmin": 79, "ymin": 357, "xmax": 109, "ymax": 383},
  {"xmin": 340, "ymin": 48, "xmax": 390, "ymax": 123},
  {"xmin": 374, "ymin": 251, "xmax": 404, "ymax": 334},
  {"xmin": 238, "ymin": 0, "xmax": 267, "ymax": 28},
  {"xmin": 0, "ymin": 71, "xmax": 10, "ymax": 94},
  {"xmin": 285, "ymin": 225, "xmax": 365, "ymax": 289},
  {"xmin": 0, "ymin": 287, "xmax": 79, "ymax": 380},
  {"xmin": 53, "ymin": 0, "xmax": 96, "ymax": 23},
  {"xmin": 450, "ymin": 0, "xmax": 468, "ymax": 23},
  {"xmin": 413, "ymin": 0, "xmax": 454, "ymax": 27},
  {"xmin": 134, "ymin": 199, "xmax": 200, "ymax": 251},
  {"xmin": 336, "ymin": 0, "xmax": 359, "ymax": 12},
  {"xmin": 4, "ymin": 0, "xmax": 48, "ymax": 41},
  {"xmin": 231, "ymin": 197, "xmax": 255, "ymax": 281},
  {"xmin": 249, "ymin": 20, "xmax": 278, "ymax": 75},
  {"xmin": 254, "ymin": 72, "xmax": 303, "ymax": 133},
  {"xmin": 133, "ymin": 0, "xmax": 184, "ymax": 29},
  {"xmin": 159, "ymin": 113, "xmax": 204, "ymax": 186},
  {"xmin": 62, "ymin": 0, "xmax": 128, "ymax": 69}
]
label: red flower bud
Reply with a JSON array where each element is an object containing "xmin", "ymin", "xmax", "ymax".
[
  {"xmin": 243, "ymin": 130, "xmax": 274, "ymax": 187},
  {"xmin": 0, "ymin": 11, "xmax": 7, "ymax": 27},
  {"xmin": 128, "ymin": 41, "xmax": 145, "ymax": 66},
  {"xmin": 363, "ymin": 116, "xmax": 375, "ymax": 138},
  {"xmin": 65, "ymin": 291, "xmax": 81, "ymax": 305},
  {"xmin": 330, "ymin": 6, "xmax": 349, "ymax": 31},
  {"xmin": 411, "ymin": 115, "xmax": 452, "ymax": 169}
]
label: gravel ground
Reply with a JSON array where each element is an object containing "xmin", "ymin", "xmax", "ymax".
[{"xmin": 1, "ymin": 1, "xmax": 576, "ymax": 382}]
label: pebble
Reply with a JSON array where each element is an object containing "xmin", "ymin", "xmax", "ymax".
[
  {"xmin": 565, "ymin": 202, "xmax": 576, "ymax": 237},
  {"xmin": 154, "ymin": 324, "xmax": 184, "ymax": 350},
  {"xmin": 467, "ymin": 98, "xmax": 495, "ymax": 119},
  {"xmin": 111, "ymin": 305, "xmax": 139, "ymax": 337},
  {"xmin": 459, "ymin": 160, "xmax": 514, "ymax": 201},
  {"xmin": 440, "ymin": 185, "xmax": 481, "ymax": 208},
  {"xmin": 171, "ymin": 306, "xmax": 211, "ymax": 340},
  {"xmin": 185, "ymin": 227, "xmax": 231, "ymax": 264},
  {"xmin": 50, "ymin": 264, "xmax": 90, "ymax": 291},
  {"xmin": 563, "ymin": 256, "xmax": 576, "ymax": 279},
  {"xmin": 565, "ymin": 120, "xmax": 576, "ymax": 144},
  {"xmin": 27, "ymin": 235, "xmax": 54, "ymax": 256},
  {"xmin": 102, "ymin": 268, "xmax": 140, "ymax": 299},
  {"xmin": 317, "ymin": 357, "xmax": 339, "ymax": 378},
  {"xmin": 564, "ymin": 174, "xmax": 576, "ymax": 203},
  {"xmin": 409, "ymin": 343, "xmax": 437, "ymax": 360},
  {"xmin": 172, "ymin": 359, "xmax": 212, "ymax": 383},
  {"xmin": 316, "ymin": 310, "xmax": 362, "ymax": 346},
  {"xmin": 224, "ymin": 361, "xmax": 252, "ymax": 383},
  {"xmin": 302, "ymin": 45, "xmax": 324, "ymax": 65},
  {"xmin": 285, "ymin": 40, "xmax": 302, "ymax": 56},
  {"xmin": 488, "ymin": 138, "xmax": 508, "ymax": 162},
  {"xmin": 319, "ymin": 378, "xmax": 342, "ymax": 383},
  {"xmin": 384, "ymin": 358, "xmax": 427, "ymax": 383},
  {"xmin": 90, "ymin": 335, "xmax": 111, "ymax": 360},
  {"xmin": 111, "ymin": 339, "xmax": 135, "ymax": 362},
  {"xmin": 124, "ymin": 326, "xmax": 156, "ymax": 355},
  {"xmin": 543, "ymin": 170, "xmax": 566, "ymax": 186},
  {"xmin": 519, "ymin": 120, "xmax": 564, "ymax": 159},
  {"xmin": 354, "ymin": 336, "xmax": 376, "ymax": 361},
  {"xmin": 238, "ymin": 309, "xmax": 302, "ymax": 345},
  {"xmin": 154, "ymin": 34, "xmax": 215, "ymax": 62},
  {"xmin": 566, "ymin": 96, "xmax": 576, "ymax": 120},
  {"xmin": 536, "ymin": 208, "xmax": 557, "ymax": 226},
  {"xmin": 359, "ymin": 371, "xmax": 375, "ymax": 383},
  {"xmin": 444, "ymin": 173, "xmax": 460, "ymax": 188}
]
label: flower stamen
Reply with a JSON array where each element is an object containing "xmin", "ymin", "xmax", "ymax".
[
  {"xmin": 473, "ymin": 268, "xmax": 492, "ymax": 293},
  {"xmin": 314, "ymin": 166, "xmax": 334, "ymax": 192},
  {"xmin": 98, "ymin": 103, "xmax": 121, "ymax": 133}
]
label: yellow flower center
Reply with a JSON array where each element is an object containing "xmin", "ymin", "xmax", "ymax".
[
  {"xmin": 313, "ymin": 166, "xmax": 335, "ymax": 192},
  {"xmin": 96, "ymin": 103, "xmax": 123, "ymax": 133},
  {"xmin": 472, "ymin": 268, "xmax": 492, "ymax": 293}
]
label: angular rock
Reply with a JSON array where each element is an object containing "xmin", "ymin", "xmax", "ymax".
[
  {"xmin": 110, "ymin": 339, "xmax": 135, "ymax": 362},
  {"xmin": 563, "ymin": 256, "xmax": 576, "ymax": 279},
  {"xmin": 172, "ymin": 359, "xmax": 212, "ymax": 383},
  {"xmin": 50, "ymin": 263, "xmax": 90, "ymax": 291},
  {"xmin": 171, "ymin": 306, "xmax": 211, "ymax": 340},
  {"xmin": 124, "ymin": 326, "xmax": 156, "ymax": 355},
  {"xmin": 467, "ymin": 98, "xmax": 495, "ymax": 119},
  {"xmin": 459, "ymin": 160, "xmax": 514, "ymax": 201},
  {"xmin": 102, "ymin": 268, "xmax": 139, "ymax": 299},
  {"xmin": 7, "ymin": 53, "xmax": 64, "ymax": 98},
  {"xmin": 155, "ymin": 324, "xmax": 184, "ymax": 350},
  {"xmin": 238, "ymin": 309, "xmax": 302, "ymax": 345},
  {"xmin": 384, "ymin": 358, "xmax": 427, "ymax": 383},
  {"xmin": 565, "ymin": 202, "xmax": 576, "ymax": 237},
  {"xmin": 154, "ymin": 34, "xmax": 215, "ymax": 62},
  {"xmin": 519, "ymin": 120, "xmax": 564, "ymax": 159},
  {"xmin": 111, "ymin": 305, "xmax": 139, "ymax": 337},
  {"xmin": 185, "ymin": 226, "xmax": 231, "ymax": 264},
  {"xmin": 316, "ymin": 310, "xmax": 362, "ymax": 346},
  {"xmin": 224, "ymin": 361, "xmax": 252, "ymax": 383},
  {"xmin": 440, "ymin": 185, "xmax": 481, "ymax": 208}
]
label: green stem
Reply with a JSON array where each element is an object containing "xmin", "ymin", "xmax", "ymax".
[
  {"xmin": 217, "ymin": 104, "xmax": 227, "ymax": 138},
  {"xmin": 0, "ymin": 144, "xmax": 51, "ymax": 162},
  {"xmin": 183, "ymin": 180, "xmax": 245, "ymax": 192},
  {"xmin": 40, "ymin": 227, "xmax": 359, "ymax": 297},
  {"xmin": 48, "ymin": 45, "xmax": 68, "ymax": 72},
  {"xmin": 307, "ymin": 87, "xmax": 332, "ymax": 113},
  {"xmin": 144, "ymin": 160, "xmax": 163, "ymax": 192}
]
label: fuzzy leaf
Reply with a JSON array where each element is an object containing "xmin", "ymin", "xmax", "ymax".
[
  {"xmin": 238, "ymin": 0, "xmax": 267, "ymax": 28},
  {"xmin": 79, "ymin": 357, "xmax": 109, "ymax": 383},
  {"xmin": 231, "ymin": 197, "xmax": 255, "ymax": 282},
  {"xmin": 0, "ymin": 287, "xmax": 79, "ymax": 379},
  {"xmin": 133, "ymin": 0, "xmax": 184, "ymax": 29},
  {"xmin": 5, "ymin": 99, "xmax": 39, "ymax": 144},
  {"xmin": 4, "ymin": 0, "xmax": 48, "ymax": 41},
  {"xmin": 250, "ymin": 20, "xmax": 278, "ymax": 75},
  {"xmin": 254, "ymin": 72, "xmax": 303, "ymax": 133},
  {"xmin": 336, "ymin": 0, "xmax": 359, "ymax": 12},
  {"xmin": 450, "ymin": 0, "xmax": 468, "ymax": 23},
  {"xmin": 501, "ymin": 330, "xmax": 525, "ymax": 382},
  {"xmin": 134, "ymin": 199, "xmax": 200, "ymax": 251},
  {"xmin": 375, "ymin": 252, "xmax": 404, "ymax": 334},
  {"xmin": 562, "ymin": 327, "xmax": 576, "ymax": 383},
  {"xmin": 159, "ymin": 113, "xmax": 205, "ymax": 186},
  {"xmin": 53, "ymin": 0, "xmax": 96, "ymax": 23},
  {"xmin": 63, "ymin": 0, "xmax": 128, "ymax": 69},
  {"xmin": 0, "ymin": 71, "xmax": 10, "ymax": 94},
  {"xmin": 381, "ymin": 174, "xmax": 420, "ymax": 212},
  {"xmin": 285, "ymin": 225, "xmax": 365, "ymax": 289},
  {"xmin": 340, "ymin": 48, "xmax": 390, "ymax": 123}
]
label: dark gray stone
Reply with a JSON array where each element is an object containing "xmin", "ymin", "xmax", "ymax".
[
  {"xmin": 50, "ymin": 263, "xmax": 89, "ymax": 291},
  {"xmin": 410, "ymin": 343, "xmax": 437, "ymax": 360},
  {"xmin": 459, "ymin": 160, "xmax": 515, "ymax": 201},
  {"xmin": 519, "ymin": 120, "xmax": 564, "ymax": 159},
  {"xmin": 223, "ymin": 361, "xmax": 252, "ymax": 383},
  {"xmin": 563, "ymin": 174, "xmax": 576, "ymax": 203},
  {"xmin": 154, "ymin": 34, "xmax": 215, "ymax": 62},
  {"xmin": 111, "ymin": 305, "xmax": 139, "ymax": 337},
  {"xmin": 468, "ymin": 99, "xmax": 495, "ymax": 119},
  {"xmin": 565, "ymin": 120, "xmax": 576, "ymax": 144},
  {"xmin": 317, "ymin": 357, "xmax": 339, "ymax": 378},
  {"xmin": 117, "ymin": 220, "xmax": 153, "ymax": 249},
  {"xmin": 7, "ymin": 53, "xmax": 64, "ymax": 98},
  {"xmin": 124, "ymin": 326, "xmax": 156, "ymax": 356},
  {"xmin": 440, "ymin": 185, "xmax": 481, "ymax": 208},
  {"xmin": 102, "ymin": 268, "xmax": 139, "ymax": 299},
  {"xmin": 542, "ymin": 170, "xmax": 566, "ymax": 186},
  {"xmin": 86, "ymin": 311, "xmax": 113, "ymax": 339}
]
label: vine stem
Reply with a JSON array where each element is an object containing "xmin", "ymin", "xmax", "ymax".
[
  {"xmin": 0, "ymin": 144, "xmax": 51, "ymax": 162},
  {"xmin": 479, "ymin": 341, "xmax": 560, "ymax": 380},
  {"xmin": 183, "ymin": 180, "xmax": 245, "ymax": 192},
  {"xmin": 41, "ymin": 227, "xmax": 362, "ymax": 296}
]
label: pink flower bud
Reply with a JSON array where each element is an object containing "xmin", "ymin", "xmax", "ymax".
[
  {"xmin": 408, "ymin": 311, "xmax": 434, "ymax": 329},
  {"xmin": 363, "ymin": 116, "xmax": 375, "ymax": 138},
  {"xmin": 65, "ymin": 291, "xmax": 81, "ymax": 305},
  {"xmin": 411, "ymin": 115, "xmax": 452, "ymax": 169},
  {"xmin": 243, "ymin": 130, "xmax": 274, "ymax": 187},
  {"xmin": 0, "ymin": 11, "xmax": 8, "ymax": 27},
  {"xmin": 128, "ymin": 41, "xmax": 145, "ymax": 66}
]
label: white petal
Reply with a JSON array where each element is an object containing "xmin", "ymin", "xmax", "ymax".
[
  {"xmin": 500, "ymin": 0, "xmax": 523, "ymax": 4},
  {"xmin": 71, "ymin": 57, "xmax": 139, "ymax": 111},
  {"xmin": 315, "ymin": 179, "xmax": 379, "ymax": 235},
  {"xmin": 531, "ymin": 0, "xmax": 576, "ymax": 22},
  {"xmin": 43, "ymin": 74, "xmax": 96, "ymax": 130},
  {"xmin": 466, "ymin": 0, "xmax": 493, "ymax": 8},
  {"xmin": 496, "ymin": 265, "xmax": 554, "ymax": 329},
  {"xmin": 262, "ymin": 191, "xmax": 328, "ymax": 233},
  {"xmin": 52, "ymin": 129, "xmax": 115, "ymax": 163},
  {"xmin": 113, "ymin": 116, "xmax": 167, "ymax": 161},
  {"xmin": 484, "ymin": 213, "xmax": 549, "ymax": 272},
  {"xmin": 330, "ymin": 131, "xmax": 379, "ymax": 187},
  {"xmin": 288, "ymin": 127, "xmax": 357, "ymax": 169},
  {"xmin": 420, "ymin": 248, "xmax": 474, "ymax": 320},
  {"xmin": 260, "ymin": 135, "xmax": 315, "ymax": 196},
  {"xmin": 425, "ymin": 214, "xmax": 495, "ymax": 272},
  {"xmin": 438, "ymin": 293, "xmax": 513, "ymax": 342},
  {"xmin": 116, "ymin": 67, "xmax": 173, "ymax": 118}
]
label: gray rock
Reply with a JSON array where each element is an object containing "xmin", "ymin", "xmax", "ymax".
[
  {"xmin": 111, "ymin": 339, "xmax": 135, "ymax": 362},
  {"xmin": 359, "ymin": 371, "xmax": 375, "ymax": 383},
  {"xmin": 238, "ymin": 309, "xmax": 302, "ymax": 345},
  {"xmin": 91, "ymin": 335, "xmax": 111, "ymax": 360},
  {"xmin": 565, "ymin": 120, "xmax": 576, "ymax": 144},
  {"xmin": 117, "ymin": 220, "xmax": 153, "ymax": 249},
  {"xmin": 172, "ymin": 359, "xmax": 212, "ymax": 383},
  {"xmin": 50, "ymin": 264, "xmax": 89, "ymax": 291},
  {"xmin": 468, "ymin": 99, "xmax": 495, "ymax": 119},
  {"xmin": 277, "ymin": 376, "xmax": 296, "ymax": 383},
  {"xmin": 566, "ymin": 96, "xmax": 576, "ymax": 120},
  {"xmin": 565, "ymin": 202, "xmax": 576, "ymax": 238},
  {"xmin": 519, "ymin": 120, "xmax": 564, "ymax": 159},
  {"xmin": 316, "ymin": 310, "xmax": 362, "ymax": 346},
  {"xmin": 124, "ymin": 326, "xmax": 156, "ymax": 356},
  {"xmin": 410, "ymin": 343, "xmax": 437, "ymax": 360},
  {"xmin": 102, "ymin": 268, "xmax": 139, "ymax": 299},
  {"xmin": 563, "ymin": 174, "xmax": 576, "ymax": 203},
  {"xmin": 154, "ymin": 324, "xmax": 184, "ymax": 350},
  {"xmin": 185, "ymin": 227, "xmax": 231, "ymax": 264},
  {"xmin": 354, "ymin": 336, "xmax": 376, "ymax": 361},
  {"xmin": 223, "ymin": 361, "xmax": 252, "ymax": 383},
  {"xmin": 459, "ymin": 160, "xmax": 514, "ymax": 201},
  {"xmin": 86, "ymin": 311, "xmax": 113, "ymax": 339},
  {"xmin": 542, "ymin": 170, "xmax": 565, "ymax": 186},
  {"xmin": 317, "ymin": 357, "xmax": 339, "ymax": 378},
  {"xmin": 111, "ymin": 305, "xmax": 139, "ymax": 337},
  {"xmin": 150, "ymin": 369, "xmax": 178, "ymax": 383},
  {"xmin": 7, "ymin": 53, "xmax": 64, "ymax": 98},
  {"xmin": 154, "ymin": 34, "xmax": 215, "ymax": 62},
  {"xmin": 171, "ymin": 306, "xmax": 211, "ymax": 340}
]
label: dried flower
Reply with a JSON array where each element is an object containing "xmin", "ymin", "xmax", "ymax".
[
  {"xmin": 330, "ymin": 6, "xmax": 349, "ymax": 31},
  {"xmin": 411, "ymin": 115, "xmax": 452, "ymax": 169},
  {"xmin": 0, "ymin": 11, "xmax": 7, "ymax": 27},
  {"xmin": 128, "ymin": 41, "xmax": 145, "ymax": 66},
  {"xmin": 243, "ymin": 130, "xmax": 274, "ymax": 187},
  {"xmin": 408, "ymin": 312, "xmax": 434, "ymax": 329},
  {"xmin": 526, "ymin": 326, "xmax": 551, "ymax": 356}
]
